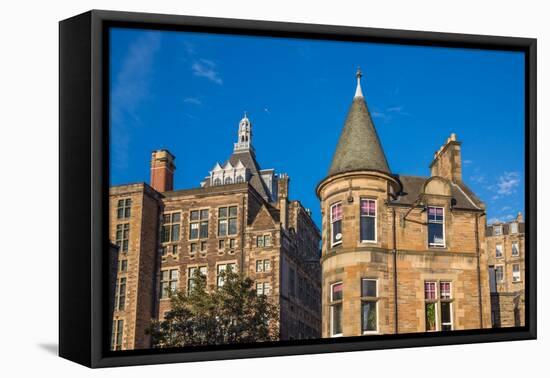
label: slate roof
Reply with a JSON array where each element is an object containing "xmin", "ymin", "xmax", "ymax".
[
  {"xmin": 226, "ymin": 150, "xmax": 271, "ymax": 201},
  {"xmin": 328, "ymin": 96, "xmax": 391, "ymax": 176},
  {"xmin": 391, "ymin": 175, "xmax": 484, "ymax": 211},
  {"xmin": 202, "ymin": 149, "xmax": 272, "ymax": 201},
  {"xmin": 486, "ymin": 222, "xmax": 525, "ymax": 236}
]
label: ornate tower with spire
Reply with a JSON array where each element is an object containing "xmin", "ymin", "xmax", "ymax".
[
  {"xmin": 202, "ymin": 113, "xmax": 278, "ymax": 202},
  {"xmin": 234, "ymin": 112, "xmax": 254, "ymax": 153},
  {"xmin": 317, "ymin": 69, "xmax": 491, "ymax": 338}
]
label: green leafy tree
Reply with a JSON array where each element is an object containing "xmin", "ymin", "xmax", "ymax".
[{"xmin": 148, "ymin": 269, "xmax": 279, "ymax": 347}]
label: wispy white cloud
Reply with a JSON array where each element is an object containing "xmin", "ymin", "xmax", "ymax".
[
  {"xmin": 191, "ymin": 59, "xmax": 223, "ymax": 85},
  {"xmin": 372, "ymin": 111, "xmax": 390, "ymax": 121},
  {"xmin": 463, "ymin": 159, "xmax": 473, "ymax": 165},
  {"xmin": 183, "ymin": 97, "xmax": 202, "ymax": 105},
  {"xmin": 496, "ymin": 171, "xmax": 521, "ymax": 195},
  {"xmin": 488, "ymin": 214, "xmax": 515, "ymax": 224},
  {"xmin": 372, "ymin": 106, "xmax": 411, "ymax": 122},
  {"xmin": 470, "ymin": 174, "xmax": 485, "ymax": 184},
  {"xmin": 111, "ymin": 32, "xmax": 161, "ymax": 169},
  {"xmin": 486, "ymin": 171, "xmax": 521, "ymax": 201}
]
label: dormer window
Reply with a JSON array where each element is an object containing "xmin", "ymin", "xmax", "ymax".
[
  {"xmin": 510, "ymin": 222, "xmax": 518, "ymax": 234},
  {"xmin": 225, "ymin": 177, "xmax": 233, "ymax": 185},
  {"xmin": 494, "ymin": 225, "xmax": 502, "ymax": 236},
  {"xmin": 236, "ymin": 175, "xmax": 244, "ymax": 183},
  {"xmin": 213, "ymin": 178, "xmax": 221, "ymax": 186}
]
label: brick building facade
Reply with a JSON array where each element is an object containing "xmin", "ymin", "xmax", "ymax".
[
  {"xmin": 317, "ymin": 70, "xmax": 492, "ymax": 337},
  {"xmin": 109, "ymin": 115, "xmax": 321, "ymax": 350},
  {"xmin": 486, "ymin": 213, "xmax": 525, "ymax": 327}
]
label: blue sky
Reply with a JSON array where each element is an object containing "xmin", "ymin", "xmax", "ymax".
[{"xmin": 110, "ymin": 27, "xmax": 525, "ymax": 227}]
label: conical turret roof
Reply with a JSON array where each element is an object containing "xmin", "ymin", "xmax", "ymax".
[{"xmin": 328, "ymin": 69, "xmax": 391, "ymax": 176}]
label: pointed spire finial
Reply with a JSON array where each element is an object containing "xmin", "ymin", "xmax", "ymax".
[
  {"xmin": 354, "ymin": 67, "xmax": 364, "ymax": 98},
  {"xmin": 244, "ymin": 110, "xmax": 248, "ymax": 119}
]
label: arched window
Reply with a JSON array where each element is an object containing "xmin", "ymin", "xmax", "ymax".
[
  {"xmin": 225, "ymin": 177, "xmax": 233, "ymax": 185},
  {"xmin": 235, "ymin": 175, "xmax": 244, "ymax": 183},
  {"xmin": 213, "ymin": 178, "xmax": 222, "ymax": 186}
]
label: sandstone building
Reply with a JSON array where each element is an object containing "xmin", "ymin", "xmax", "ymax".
[
  {"xmin": 109, "ymin": 115, "xmax": 321, "ymax": 350},
  {"xmin": 486, "ymin": 213, "xmax": 525, "ymax": 327},
  {"xmin": 317, "ymin": 70, "xmax": 492, "ymax": 337}
]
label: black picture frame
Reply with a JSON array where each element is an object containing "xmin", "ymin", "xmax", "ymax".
[{"xmin": 59, "ymin": 9, "xmax": 537, "ymax": 368}]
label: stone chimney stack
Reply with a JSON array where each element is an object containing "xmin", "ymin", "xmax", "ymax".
[
  {"xmin": 278, "ymin": 174, "xmax": 290, "ymax": 230},
  {"xmin": 430, "ymin": 133, "xmax": 462, "ymax": 183},
  {"xmin": 150, "ymin": 149, "xmax": 176, "ymax": 192},
  {"xmin": 516, "ymin": 211, "xmax": 523, "ymax": 222}
]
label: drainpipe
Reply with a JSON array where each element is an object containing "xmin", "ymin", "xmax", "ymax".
[
  {"xmin": 474, "ymin": 212, "xmax": 485, "ymax": 328},
  {"xmin": 241, "ymin": 195, "xmax": 246, "ymax": 274},
  {"xmin": 392, "ymin": 207, "xmax": 399, "ymax": 334}
]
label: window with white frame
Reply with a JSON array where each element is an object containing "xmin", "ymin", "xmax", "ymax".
[
  {"xmin": 360, "ymin": 279, "xmax": 378, "ymax": 333},
  {"xmin": 116, "ymin": 198, "xmax": 132, "ymax": 219},
  {"xmin": 510, "ymin": 222, "xmax": 518, "ymax": 234},
  {"xmin": 424, "ymin": 281, "xmax": 453, "ymax": 331},
  {"xmin": 256, "ymin": 234, "xmax": 272, "ymax": 247},
  {"xmin": 495, "ymin": 244, "xmax": 503, "ymax": 258},
  {"xmin": 512, "ymin": 241, "xmax": 520, "ymax": 256},
  {"xmin": 160, "ymin": 269, "xmax": 179, "ymax": 299},
  {"xmin": 161, "ymin": 212, "xmax": 181, "ymax": 243},
  {"xmin": 187, "ymin": 266, "xmax": 207, "ymax": 293},
  {"xmin": 439, "ymin": 282, "xmax": 453, "ymax": 331},
  {"xmin": 256, "ymin": 282, "xmax": 271, "ymax": 295},
  {"xmin": 189, "ymin": 209, "xmax": 209, "ymax": 240},
  {"xmin": 360, "ymin": 199, "xmax": 377, "ymax": 242},
  {"xmin": 330, "ymin": 282, "xmax": 343, "ymax": 336},
  {"xmin": 495, "ymin": 265, "xmax": 504, "ymax": 282},
  {"xmin": 330, "ymin": 202, "xmax": 343, "ymax": 247},
  {"xmin": 424, "ymin": 282, "xmax": 437, "ymax": 331},
  {"xmin": 217, "ymin": 263, "xmax": 236, "ymax": 287},
  {"xmin": 256, "ymin": 259, "xmax": 271, "ymax": 272},
  {"xmin": 115, "ymin": 223, "xmax": 130, "ymax": 252},
  {"xmin": 427, "ymin": 207, "xmax": 445, "ymax": 247},
  {"xmin": 494, "ymin": 225, "xmax": 503, "ymax": 236},
  {"xmin": 218, "ymin": 206, "xmax": 238, "ymax": 236},
  {"xmin": 512, "ymin": 264, "xmax": 521, "ymax": 282},
  {"xmin": 114, "ymin": 277, "xmax": 126, "ymax": 311}
]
